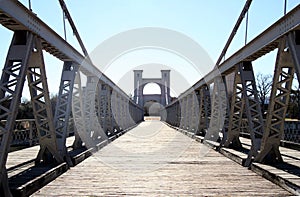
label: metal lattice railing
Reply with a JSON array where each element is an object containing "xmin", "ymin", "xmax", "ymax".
[
  {"xmin": 2, "ymin": 118, "xmax": 75, "ymax": 148},
  {"xmin": 240, "ymin": 119, "xmax": 300, "ymax": 144},
  {"xmin": 283, "ymin": 120, "xmax": 300, "ymax": 143}
]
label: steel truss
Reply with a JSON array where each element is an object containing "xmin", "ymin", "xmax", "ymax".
[
  {"xmin": 84, "ymin": 76, "xmax": 107, "ymax": 144},
  {"xmin": 98, "ymin": 84, "xmax": 111, "ymax": 135},
  {"xmin": 204, "ymin": 77, "xmax": 227, "ymax": 142},
  {"xmin": 26, "ymin": 34, "xmax": 62, "ymax": 164},
  {"xmin": 220, "ymin": 76, "xmax": 230, "ymax": 145},
  {"xmin": 54, "ymin": 61, "xmax": 78, "ymax": 164},
  {"xmin": 225, "ymin": 62, "xmax": 264, "ymax": 166},
  {"xmin": 256, "ymin": 33, "xmax": 298, "ymax": 163},
  {"xmin": 167, "ymin": 101, "xmax": 180, "ymax": 127},
  {"xmin": 179, "ymin": 97, "xmax": 187, "ymax": 129},
  {"xmin": 0, "ymin": 31, "xmax": 61, "ymax": 196},
  {"xmin": 197, "ymin": 85, "xmax": 211, "ymax": 136},
  {"xmin": 71, "ymin": 71, "xmax": 91, "ymax": 148},
  {"xmin": 189, "ymin": 93, "xmax": 199, "ymax": 133},
  {"xmin": 224, "ymin": 68, "xmax": 245, "ymax": 149}
]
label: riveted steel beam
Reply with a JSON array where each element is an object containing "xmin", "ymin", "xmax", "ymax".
[
  {"xmin": 26, "ymin": 35, "xmax": 62, "ymax": 164},
  {"xmin": 204, "ymin": 77, "xmax": 227, "ymax": 142},
  {"xmin": 256, "ymin": 35, "xmax": 296, "ymax": 164},
  {"xmin": 0, "ymin": 31, "xmax": 33, "ymax": 197},
  {"xmin": 54, "ymin": 61, "xmax": 78, "ymax": 165}
]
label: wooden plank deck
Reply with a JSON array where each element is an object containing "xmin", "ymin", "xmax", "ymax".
[
  {"xmin": 32, "ymin": 120, "xmax": 290, "ymax": 196},
  {"xmin": 6, "ymin": 137, "xmax": 75, "ymax": 178}
]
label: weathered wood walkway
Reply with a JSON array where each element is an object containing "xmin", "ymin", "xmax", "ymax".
[{"xmin": 32, "ymin": 120, "xmax": 290, "ymax": 196}]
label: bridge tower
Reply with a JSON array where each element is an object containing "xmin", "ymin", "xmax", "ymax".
[{"xmin": 133, "ymin": 69, "xmax": 171, "ymax": 108}]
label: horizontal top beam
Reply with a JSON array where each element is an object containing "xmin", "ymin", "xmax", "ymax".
[
  {"xmin": 0, "ymin": 0, "xmax": 141, "ymax": 108},
  {"xmin": 169, "ymin": 5, "xmax": 300, "ymax": 105}
]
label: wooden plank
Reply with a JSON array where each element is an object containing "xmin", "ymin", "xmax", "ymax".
[
  {"xmin": 227, "ymin": 136, "xmax": 300, "ymax": 195},
  {"xmin": 32, "ymin": 121, "xmax": 290, "ymax": 196},
  {"xmin": 6, "ymin": 136, "xmax": 75, "ymax": 178}
]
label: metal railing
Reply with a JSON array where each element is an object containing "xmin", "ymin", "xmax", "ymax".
[
  {"xmin": 1, "ymin": 119, "xmax": 75, "ymax": 148},
  {"xmin": 240, "ymin": 119, "xmax": 300, "ymax": 144}
]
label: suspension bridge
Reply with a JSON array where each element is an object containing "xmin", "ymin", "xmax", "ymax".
[{"xmin": 0, "ymin": 0, "xmax": 300, "ymax": 196}]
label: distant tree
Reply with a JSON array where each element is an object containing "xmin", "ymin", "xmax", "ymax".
[
  {"xmin": 17, "ymin": 98, "xmax": 34, "ymax": 119},
  {"xmin": 256, "ymin": 73, "xmax": 273, "ymax": 117}
]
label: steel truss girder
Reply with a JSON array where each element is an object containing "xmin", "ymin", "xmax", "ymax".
[
  {"xmin": 121, "ymin": 97, "xmax": 128, "ymax": 130},
  {"xmin": 220, "ymin": 76, "xmax": 230, "ymax": 145},
  {"xmin": 54, "ymin": 62, "xmax": 78, "ymax": 163},
  {"xmin": 0, "ymin": 31, "xmax": 62, "ymax": 196},
  {"xmin": 174, "ymin": 102, "xmax": 179, "ymax": 126},
  {"xmin": 288, "ymin": 30, "xmax": 300, "ymax": 85},
  {"xmin": 111, "ymin": 92, "xmax": 120, "ymax": 132},
  {"xmin": 0, "ymin": 0, "xmax": 136, "ymax": 102},
  {"xmin": 180, "ymin": 97, "xmax": 185, "ymax": 129},
  {"xmin": 186, "ymin": 94, "xmax": 192, "ymax": 131},
  {"xmin": 84, "ymin": 76, "xmax": 107, "ymax": 143},
  {"xmin": 231, "ymin": 62, "xmax": 264, "ymax": 166},
  {"xmin": 223, "ymin": 68, "xmax": 245, "ymax": 149},
  {"xmin": 106, "ymin": 87, "xmax": 115, "ymax": 133},
  {"xmin": 124, "ymin": 100, "xmax": 133, "ymax": 129},
  {"xmin": 256, "ymin": 35, "xmax": 296, "ymax": 163},
  {"xmin": 26, "ymin": 34, "xmax": 63, "ymax": 164},
  {"xmin": 204, "ymin": 77, "xmax": 227, "ymax": 142},
  {"xmin": 169, "ymin": 101, "xmax": 180, "ymax": 127},
  {"xmin": 168, "ymin": 101, "xmax": 179, "ymax": 126},
  {"xmin": 189, "ymin": 93, "xmax": 199, "ymax": 133},
  {"xmin": 177, "ymin": 102, "xmax": 181, "ymax": 127},
  {"xmin": 0, "ymin": 31, "xmax": 33, "ymax": 197},
  {"xmin": 72, "ymin": 71, "xmax": 96, "ymax": 148},
  {"xmin": 98, "ymin": 84, "xmax": 110, "ymax": 135},
  {"xmin": 197, "ymin": 85, "xmax": 211, "ymax": 136},
  {"xmin": 182, "ymin": 95, "xmax": 189, "ymax": 130},
  {"xmin": 163, "ymin": 6, "xmax": 300, "ymax": 108},
  {"xmin": 114, "ymin": 94, "xmax": 121, "ymax": 131}
]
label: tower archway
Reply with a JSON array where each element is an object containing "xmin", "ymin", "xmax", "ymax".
[{"xmin": 133, "ymin": 70, "xmax": 171, "ymax": 113}]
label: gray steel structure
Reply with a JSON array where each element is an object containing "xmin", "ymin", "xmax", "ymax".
[
  {"xmin": 0, "ymin": 1, "xmax": 144, "ymax": 196},
  {"xmin": 0, "ymin": 0, "xmax": 299, "ymax": 196},
  {"xmin": 165, "ymin": 4, "xmax": 300, "ymax": 167}
]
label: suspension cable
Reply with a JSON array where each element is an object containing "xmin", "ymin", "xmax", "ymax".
[
  {"xmin": 245, "ymin": 11, "xmax": 249, "ymax": 45},
  {"xmin": 58, "ymin": 0, "xmax": 92, "ymax": 63},
  {"xmin": 215, "ymin": 0, "xmax": 252, "ymax": 66},
  {"xmin": 62, "ymin": 11, "xmax": 67, "ymax": 41}
]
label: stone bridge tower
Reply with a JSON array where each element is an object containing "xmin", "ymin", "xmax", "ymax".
[{"xmin": 133, "ymin": 70, "xmax": 171, "ymax": 107}]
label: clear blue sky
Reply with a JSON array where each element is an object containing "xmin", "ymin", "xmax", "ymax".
[{"xmin": 0, "ymin": 1, "xmax": 299, "ymax": 98}]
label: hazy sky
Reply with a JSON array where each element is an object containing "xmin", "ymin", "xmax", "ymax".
[{"xmin": 0, "ymin": 1, "xmax": 299, "ymax": 98}]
